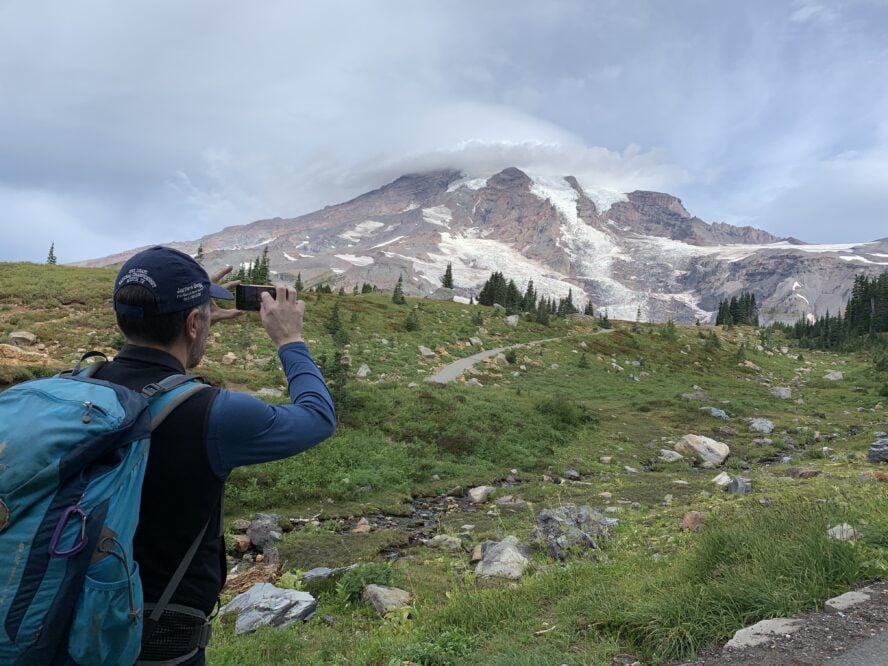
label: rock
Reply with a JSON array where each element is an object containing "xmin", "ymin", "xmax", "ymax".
[
  {"xmin": 823, "ymin": 371, "xmax": 844, "ymax": 381},
  {"xmin": 246, "ymin": 514, "xmax": 282, "ymax": 552},
  {"xmin": 724, "ymin": 618, "xmax": 804, "ymax": 650},
  {"xmin": 475, "ymin": 536, "xmax": 529, "ymax": 579},
  {"xmin": 726, "ymin": 477, "xmax": 752, "ymax": 494},
  {"xmin": 469, "ymin": 337, "xmax": 483, "ymax": 347},
  {"xmin": 351, "ymin": 517, "xmax": 372, "ymax": 534},
  {"xmin": 825, "ymin": 589, "xmax": 871, "ymax": 613},
  {"xmin": 659, "ymin": 449, "xmax": 684, "ymax": 463},
  {"xmin": 469, "ymin": 540, "xmax": 497, "ymax": 564},
  {"xmin": 232, "ymin": 535, "xmax": 252, "ymax": 554},
  {"xmin": 222, "ymin": 352, "xmax": 237, "ymax": 365},
  {"xmin": 868, "ymin": 439, "xmax": 888, "ymax": 463},
  {"xmin": 504, "ymin": 315, "xmax": 519, "ymax": 327},
  {"xmin": 675, "ymin": 434, "xmax": 730, "ymax": 466},
  {"xmin": 0, "ymin": 343, "xmax": 50, "ymax": 366},
  {"xmin": 320, "ymin": 614, "xmax": 336, "ymax": 626},
  {"xmin": 418, "ymin": 346, "xmax": 436, "ymax": 359},
  {"xmin": 599, "ymin": 456, "xmax": 613, "ymax": 464},
  {"xmin": 363, "ymin": 585, "xmax": 412, "ymax": 617},
  {"xmin": 749, "ymin": 418, "xmax": 775, "ymax": 434},
  {"xmin": 492, "ymin": 303, "xmax": 505, "ymax": 311},
  {"xmin": 682, "ymin": 390, "xmax": 708, "ymax": 401},
  {"xmin": 711, "ymin": 471, "xmax": 732, "ymax": 488},
  {"xmin": 232, "ymin": 519, "xmax": 251, "ymax": 533},
  {"xmin": 428, "ymin": 535, "xmax": 463, "ymax": 552},
  {"xmin": 339, "ymin": 352, "xmax": 352, "ymax": 367},
  {"xmin": 741, "ymin": 360, "xmax": 762, "ymax": 371},
  {"xmin": 769, "ymin": 387, "xmax": 792, "ymax": 399},
  {"xmin": 827, "ymin": 523, "xmax": 860, "ymax": 541},
  {"xmin": 466, "ymin": 378, "xmax": 483, "ymax": 388},
  {"xmin": 681, "ymin": 511, "xmax": 706, "ymax": 533},
  {"xmin": 702, "ymin": 406, "xmax": 729, "ymax": 420},
  {"xmin": 256, "ymin": 387, "xmax": 283, "ymax": 398},
  {"xmin": 532, "ymin": 505, "xmax": 611, "ymax": 560},
  {"xmin": 468, "ymin": 485, "xmax": 496, "ymax": 504},
  {"xmin": 563, "ymin": 468, "xmax": 581, "ymax": 480},
  {"xmin": 623, "ymin": 466, "xmax": 640, "ymax": 474},
  {"xmin": 875, "ymin": 431, "xmax": 887, "ymax": 438},
  {"xmin": 8, "ymin": 331, "xmax": 37, "ymax": 346},
  {"xmin": 786, "ymin": 467, "xmax": 821, "ymax": 479},
  {"xmin": 715, "ymin": 426, "xmax": 737, "ymax": 438},
  {"xmin": 752, "ymin": 437, "xmax": 773, "ymax": 446},
  {"xmin": 301, "ymin": 565, "xmax": 356, "ymax": 582},
  {"xmin": 356, "ymin": 364, "xmax": 371, "ymax": 378},
  {"xmin": 220, "ymin": 583, "xmax": 317, "ymax": 635}
]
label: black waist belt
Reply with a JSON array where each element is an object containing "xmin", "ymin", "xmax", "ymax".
[{"xmin": 136, "ymin": 604, "xmax": 212, "ymax": 666}]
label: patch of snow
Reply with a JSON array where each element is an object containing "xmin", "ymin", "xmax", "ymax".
[
  {"xmin": 338, "ymin": 220, "xmax": 384, "ymax": 242},
  {"xmin": 335, "ymin": 254, "xmax": 375, "ymax": 267},
  {"xmin": 401, "ymin": 203, "xmax": 419, "ymax": 212},
  {"xmin": 806, "ymin": 313, "xmax": 817, "ymax": 324},
  {"xmin": 422, "ymin": 206, "xmax": 452, "ymax": 227},
  {"xmin": 840, "ymin": 255, "xmax": 888, "ymax": 265},
  {"xmin": 283, "ymin": 252, "xmax": 297, "ymax": 262},
  {"xmin": 241, "ymin": 237, "xmax": 278, "ymax": 250},
  {"xmin": 453, "ymin": 295, "xmax": 471, "ymax": 304},
  {"xmin": 371, "ymin": 235, "xmax": 405, "ymax": 249},
  {"xmin": 299, "ymin": 253, "xmax": 314, "ymax": 258},
  {"xmin": 871, "ymin": 253, "xmax": 888, "ymax": 258},
  {"xmin": 793, "ymin": 292, "xmax": 810, "ymax": 305},
  {"xmin": 331, "ymin": 268, "xmax": 344, "ymax": 274},
  {"xmin": 446, "ymin": 176, "xmax": 488, "ymax": 192},
  {"xmin": 529, "ymin": 175, "xmax": 581, "ymax": 226}
]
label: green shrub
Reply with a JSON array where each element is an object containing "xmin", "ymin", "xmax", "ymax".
[
  {"xmin": 337, "ymin": 563, "xmax": 395, "ymax": 603},
  {"xmin": 504, "ymin": 348, "xmax": 517, "ymax": 364}
]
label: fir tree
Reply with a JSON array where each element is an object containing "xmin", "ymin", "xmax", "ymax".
[
  {"xmin": 195, "ymin": 244, "xmax": 204, "ymax": 264},
  {"xmin": 441, "ymin": 262, "xmax": 454, "ymax": 289},
  {"xmin": 294, "ymin": 273, "xmax": 303, "ymax": 291},
  {"xmin": 361, "ymin": 282, "xmax": 373, "ymax": 294},
  {"xmin": 46, "ymin": 242, "xmax": 57, "ymax": 265},
  {"xmin": 392, "ymin": 275, "xmax": 406, "ymax": 305},
  {"xmin": 404, "ymin": 309, "xmax": 420, "ymax": 331}
]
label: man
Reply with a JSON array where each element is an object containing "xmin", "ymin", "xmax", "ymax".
[{"xmin": 95, "ymin": 246, "xmax": 335, "ymax": 665}]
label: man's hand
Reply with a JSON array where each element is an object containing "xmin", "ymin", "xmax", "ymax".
[
  {"xmin": 260, "ymin": 286, "xmax": 304, "ymax": 348},
  {"xmin": 209, "ymin": 265, "xmax": 244, "ymax": 325}
]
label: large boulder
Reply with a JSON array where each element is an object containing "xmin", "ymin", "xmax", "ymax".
[
  {"xmin": 674, "ymin": 435, "xmax": 730, "ymax": 466},
  {"xmin": 220, "ymin": 583, "xmax": 316, "ymax": 635},
  {"xmin": 418, "ymin": 346, "xmax": 437, "ymax": 359},
  {"xmin": 868, "ymin": 439, "xmax": 888, "ymax": 463},
  {"xmin": 8, "ymin": 331, "xmax": 37, "ymax": 346},
  {"xmin": 467, "ymin": 485, "xmax": 496, "ymax": 504},
  {"xmin": 475, "ymin": 536, "xmax": 529, "ymax": 579},
  {"xmin": 749, "ymin": 418, "xmax": 775, "ymax": 434},
  {"xmin": 363, "ymin": 585, "xmax": 412, "ymax": 616},
  {"xmin": 532, "ymin": 505, "xmax": 611, "ymax": 560},
  {"xmin": 823, "ymin": 371, "xmax": 844, "ymax": 381},
  {"xmin": 769, "ymin": 387, "xmax": 792, "ymax": 399},
  {"xmin": 246, "ymin": 513, "xmax": 282, "ymax": 552}
]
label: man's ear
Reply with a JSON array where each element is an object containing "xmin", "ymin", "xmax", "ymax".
[{"xmin": 184, "ymin": 307, "xmax": 202, "ymax": 341}]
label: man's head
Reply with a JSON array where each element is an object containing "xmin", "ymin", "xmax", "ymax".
[{"xmin": 113, "ymin": 246, "xmax": 233, "ymax": 367}]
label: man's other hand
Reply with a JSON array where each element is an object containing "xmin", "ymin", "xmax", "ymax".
[
  {"xmin": 260, "ymin": 286, "xmax": 305, "ymax": 347},
  {"xmin": 209, "ymin": 265, "xmax": 244, "ymax": 325}
]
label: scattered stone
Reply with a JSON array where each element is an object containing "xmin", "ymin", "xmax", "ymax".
[
  {"xmin": 504, "ymin": 315, "xmax": 520, "ymax": 327},
  {"xmin": 769, "ymin": 386, "xmax": 792, "ymax": 399},
  {"xmin": 301, "ymin": 565, "xmax": 356, "ymax": 583},
  {"xmin": 760, "ymin": 496, "xmax": 772, "ymax": 507},
  {"xmin": 875, "ymin": 431, "xmax": 887, "ymax": 438},
  {"xmin": 827, "ymin": 523, "xmax": 860, "ymax": 541},
  {"xmin": 786, "ymin": 467, "xmax": 821, "ymax": 479},
  {"xmin": 681, "ymin": 511, "xmax": 706, "ymax": 533},
  {"xmin": 715, "ymin": 426, "xmax": 737, "ymax": 438},
  {"xmin": 712, "ymin": 472, "xmax": 732, "ymax": 488},
  {"xmin": 630, "ymin": 502, "xmax": 641, "ymax": 510},
  {"xmin": 467, "ymin": 485, "xmax": 496, "ymax": 504},
  {"xmin": 246, "ymin": 514, "xmax": 282, "ymax": 552},
  {"xmin": 418, "ymin": 346, "xmax": 436, "ymax": 359},
  {"xmin": 868, "ymin": 439, "xmax": 888, "ymax": 463},
  {"xmin": 623, "ymin": 466, "xmax": 640, "ymax": 474},
  {"xmin": 823, "ymin": 371, "xmax": 844, "ymax": 381},
  {"xmin": 682, "ymin": 390, "xmax": 708, "ymax": 402},
  {"xmin": 702, "ymin": 406, "xmax": 729, "ymax": 420},
  {"xmin": 427, "ymin": 534, "xmax": 463, "ymax": 552},
  {"xmin": 220, "ymin": 583, "xmax": 317, "ymax": 635},
  {"xmin": 675, "ymin": 434, "xmax": 730, "ymax": 466},
  {"xmin": 659, "ymin": 449, "xmax": 684, "ymax": 463},
  {"xmin": 532, "ymin": 505, "xmax": 611, "ymax": 560},
  {"xmin": 749, "ymin": 418, "xmax": 775, "ymax": 434},
  {"xmin": 222, "ymin": 352, "xmax": 237, "ymax": 365},
  {"xmin": 724, "ymin": 618, "xmax": 804, "ymax": 650},
  {"xmin": 475, "ymin": 536, "xmax": 529, "ymax": 579},
  {"xmin": 320, "ymin": 614, "xmax": 336, "ymax": 626},
  {"xmin": 599, "ymin": 456, "xmax": 613, "ymax": 465},
  {"xmin": 469, "ymin": 540, "xmax": 497, "ymax": 564},
  {"xmin": 256, "ymin": 387, "xmax": 283, "ymax": 398},
  {"xmin": 356, "ymin": 364, "xmax": 371, "ymax": 378},
  {"xmin": 232, "ymin": 535, "xmax": 252, "ymax": 554},
  {"xmin": 825, "ymin": 589, "xmax": 871, "ymax": 613},
  {"xmin": 563, "ymin": 468, "xmax": 581, "ymax": 480},
  {"xmin": 752, "ymin": 437, "xmax": 773, "ymax": 446},
  {"xmin": 726, "ymin": 477, "xmax": 752, "ymax": 494},
  {"xmin": 232, "ymin": 519, "xmax": 251, "ymax": 533},
  {"xmin": 363, "ymin": 585, "xmax": 412, "ymax": 617},
  {"xmin": 740, "ymin": 360, "xmax": 762, "ymax": 371},
  {"xmin": 8, "ymin": 331, "xmax": 37, "ymax": 346},
  {"xmin": 469, "ymin": 337, "xmax": 483, "ymax": 346},
  {"xmin": 466, "ymin": 378, "xmax": 483, "ymax": 388},
  {"xmin": 351, "ymin": 517, "xmax": 372, "ymax": 534}
]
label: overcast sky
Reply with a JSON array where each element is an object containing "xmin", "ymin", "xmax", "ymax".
[{"xmin": 1, "ymin": 0, "xmax": 887, "ymax": 263}]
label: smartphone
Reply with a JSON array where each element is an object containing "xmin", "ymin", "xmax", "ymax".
[{"xmin": 235, "ymin": 284, "xmax": 276, "ymax": 311}]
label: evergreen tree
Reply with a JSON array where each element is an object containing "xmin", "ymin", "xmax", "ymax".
[
  {"xmin": 584, "ymin": 300, "xmax": 595, "ymax": 316},
  {"xmin": 326, "ymin": 302, "xmax": 343, "ymax": 336},
  {"xmin": 598, "ymin": 309, "xmax": 612, "ymax": 329},
  {"xmin": 195, "ymin": 244, "xmax": 204, "ymax": 264},
  {"xmin": 294, "ymin": 272, "xmax": 303, "ymax": 292},
  {"xmin": 361, "ymin": 282, "xmax": 373, "ymax": 294},
  {"xmin": 46, "ymin": 242, "xmax": 57, "ymax": 265},
  {"xmin": 392, "ymin": 275, "xmax": 406, "ymax": 304},
  {"xmin": 338, "ymin": 286, "xmax": 346, "ymax": 296},
  {"xmin": 441, "ymin": 262, "xmax": 454, "ymax": 289},
  {"xmin": 404, "ymin": 309, "xmax": 420, "ymax": 331},
  {"xmin": 256, "ymin": 246, "xmax": 270, "ymax": 283},
  {"xmin": 522, "ymin": 280, "xmax": 537, "ymax": 311}
]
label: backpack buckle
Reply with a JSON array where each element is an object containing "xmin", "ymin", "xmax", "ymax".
[{"xmin": 141, "ymin": 383, "xmax": 163, "ymax": 397}]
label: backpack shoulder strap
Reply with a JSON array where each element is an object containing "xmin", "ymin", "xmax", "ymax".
[{"xmin": 142, "ymin": 375, "xmax": 210, "ymax": 432}]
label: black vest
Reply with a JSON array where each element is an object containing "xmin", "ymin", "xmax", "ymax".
[{"xmin": 94, "ymin": 345, "xmax": 226, "ymax": 615}]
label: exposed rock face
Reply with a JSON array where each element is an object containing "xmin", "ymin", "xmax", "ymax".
[{"xmin": 79, "ymin": 167, "xmax": 887, "ymax": 323}]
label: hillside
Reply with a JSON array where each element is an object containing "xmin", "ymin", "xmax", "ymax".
[{"xmin": 1, "ymin": 262, "xmax": 887, "ymax": 665}]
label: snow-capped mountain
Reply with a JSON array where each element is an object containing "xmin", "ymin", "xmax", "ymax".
[{"xmin": 80, "ymin": 167, "xmax": 888, "ymax": 323}]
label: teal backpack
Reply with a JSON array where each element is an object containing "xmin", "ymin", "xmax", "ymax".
[{"xmin": 0, "ymin": 355, "xmax": 208, "ymax": 665}]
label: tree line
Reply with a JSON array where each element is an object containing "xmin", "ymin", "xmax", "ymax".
[{"xmin": 715, "ymin": 291, "xmax": 759, "ymax": 326}]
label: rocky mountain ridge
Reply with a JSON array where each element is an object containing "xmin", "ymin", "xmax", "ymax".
[{"xmin": 78, "ymin": 167, "xmax": 888, "ymax": 323}]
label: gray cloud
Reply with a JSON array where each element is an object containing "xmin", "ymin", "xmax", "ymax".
[{"xmin": 1, "ymin": 0, "xmax": 886, "ymax": 262}]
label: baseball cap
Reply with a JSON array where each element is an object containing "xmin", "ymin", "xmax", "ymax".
[{"xmin": 113, "ymin": 246, "xmax": 234, "ymax": 318}]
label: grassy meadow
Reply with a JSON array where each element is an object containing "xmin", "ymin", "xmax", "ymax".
[{"xmin": 1, "ymin": 262, "xmax": 887, "ymax": 665}]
